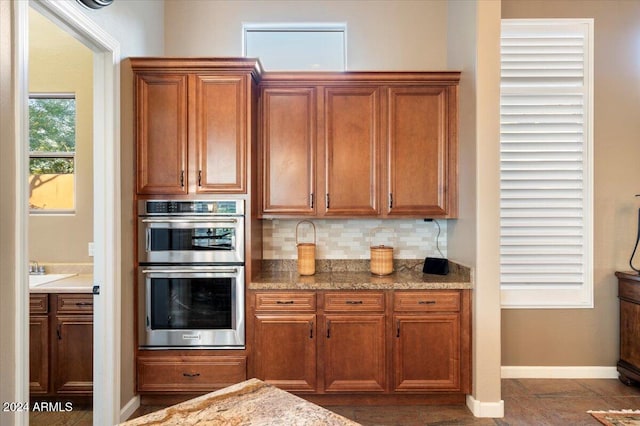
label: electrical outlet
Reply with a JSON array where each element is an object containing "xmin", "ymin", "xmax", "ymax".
[{"xmin": 88, "ymin": 242, "xmax": 95, "ymax": 257}]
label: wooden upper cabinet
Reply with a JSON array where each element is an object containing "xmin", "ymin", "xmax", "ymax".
[
  {"xmin": 385, "ymin": 85, "xmax": 457, "ymax": 217},
  {"xmin": 136, "ymin": 74, "xmax": 188, "ymax": 195},
  {"xmin": 324, "ymin": 87, "xmax": 379, "ymax": 216},
  {"xmin": 132, "ymin": 58, "xmax": 261, "ymax": 196},
  {"xmin": 258, "ymin": 72, "xmax": 458, "ymax": 218},
  {"xmin": 260, "ymin": 87, "xmax": 316, "ymax": 215}
]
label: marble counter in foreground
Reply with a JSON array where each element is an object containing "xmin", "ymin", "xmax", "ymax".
[
  {"xmin": 121, "ymin": 378, "xmax": 360, "ymax": 426},
  {"xmin": 251, "ymin": 260, "xmax": 472, "ymax": 291}
]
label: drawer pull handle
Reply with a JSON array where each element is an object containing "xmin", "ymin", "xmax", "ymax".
[
  {"xmin": 309, "ymin": 321, "xmax": 314, "ymax": 339},
  {"xmin": 327, "ymin": 320, "xmax": 331, "ymax": 338},
  {"xmin": 418, "ymin": 300, "xmax": 436, "ymax": 305},
  {"xmin": 183, "ymin": 372, "xmax": 200, "ymax": 378},
  {"xmin": 75, "ymin": 302, "xmax": 93, "ymax": 307},
  {"xmin": 276, "ymin": 300, "xmax": 295, "ymax": 305},
  {"xmin": 396, "ymin": 320, "xmax": 401, "ymax": 338},
  {"xmin": 345, "ymin": 300, "xmax": 363, "ymax": 305}
]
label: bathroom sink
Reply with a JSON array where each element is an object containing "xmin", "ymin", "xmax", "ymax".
[{"xmin": 29, "ymin": 273, "xmax": 77, "ymax": 287}]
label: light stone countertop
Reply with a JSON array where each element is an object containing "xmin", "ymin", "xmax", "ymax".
[
  {"xmin": 120, "ymin": 378, "xmax": 360, "ymax": 426},
  {"xmin": 29, "ymin": 274, "xmax": 94, "ymax": 293}
]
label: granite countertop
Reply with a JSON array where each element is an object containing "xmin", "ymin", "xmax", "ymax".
[
  {"xmin": 29, "ymin": 274, "xmax": 94, "ymax": 293},
  {"xmin": 121, "ymin": 378, "xmax": 360, "ymax": 426},
  {"xmin": 251, "ymin": 259, "xmax": 472, "ymax": 291}
]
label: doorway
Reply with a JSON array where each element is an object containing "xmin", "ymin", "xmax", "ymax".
[{"xmin": 15, "ymin": 0, "xmax": 121, "ymax": 424}]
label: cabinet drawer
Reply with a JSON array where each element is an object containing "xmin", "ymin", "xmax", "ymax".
[
  {"xmin": 255, "ymin": 292, "xmax": 316, "ymax": 312},
  {"xmin": 394, "ymin": 291, "xmax": 460, "ymax": 312},
  {"xmin": 137, "ymin": 356, "xmax": 246, "ymax": 392},
  {"xmin": 324, "ymin": 292, "xmax": 385, "ymax": 312},
  {"xmin": 56, "ymin": 294, "xmax": 94, "ymax": 314},
  {"xmin": 30, "ymin": 294, "xmax": 49, "ymax": 314},
  {"xmin": 619, "ymin": 280, "xmax": 640, "ymax": 304}
]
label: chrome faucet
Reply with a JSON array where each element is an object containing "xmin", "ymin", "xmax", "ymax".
[{"xmin": 29, "ymin": 261, "xmax": 45, "ymax": 275}]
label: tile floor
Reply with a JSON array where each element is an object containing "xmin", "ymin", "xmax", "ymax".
[{"xmin": 29, "ymin": 379, "xmax": 640, "ymax": 425}]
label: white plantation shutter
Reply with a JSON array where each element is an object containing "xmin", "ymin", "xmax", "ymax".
[{"xmin": 500, "ymin": 19, "xmax": 594, "ymax": 308}]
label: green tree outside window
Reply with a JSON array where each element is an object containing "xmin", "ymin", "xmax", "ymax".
[{"xmin": 29, "ymin": 95, "xmax": 76, "ymax": 211}]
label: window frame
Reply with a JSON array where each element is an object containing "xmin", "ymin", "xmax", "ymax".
[
  {"xmin": 28, "ymin": 92, "xmax": 77, "ymax": 214},
  {"xmin": 499, "ymin": 18, "xmax": 594, "ymax": 309}
]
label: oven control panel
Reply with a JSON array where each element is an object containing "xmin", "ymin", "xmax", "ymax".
[{"xmin": 140, "ymin": 200, "xmax": 244, "ymax": 215}]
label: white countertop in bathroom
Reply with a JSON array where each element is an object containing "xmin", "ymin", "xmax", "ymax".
[{"xmin": 29, "ymin": 273, "xmax": 94, "ymax": 293}]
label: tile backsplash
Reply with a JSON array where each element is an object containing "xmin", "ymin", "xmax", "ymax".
[{"xmin": 262, "ymin": 219, "xmax": 447, "ymax": 260}]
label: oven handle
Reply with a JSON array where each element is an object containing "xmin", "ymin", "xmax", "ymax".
[
  {"xmin": 141, "ymin": 218, "xmax": 238, "ymax": 224},
  {"xmin": 141, "ymin": 268, "xmax": 238, "ymax": 274}
]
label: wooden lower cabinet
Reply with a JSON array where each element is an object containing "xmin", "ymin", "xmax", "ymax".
[
  {"xmin": 252, "ymin": 291, "xmax": 317, "ymax": 392},
  {"xmin": 393, "ymin": 314, "xmax": 460, "ymax": 391},
  {"xmin": 323, "ymin": 314, "xmax": 386, "ymax": 392},
  {"xmin": 29, "ymin": 293, "xmax": 93, "ymax": 397},
  {"xmin": 55, "ymin": 315, "xmax": 93, "ymax": 394},
  {"xmin": 137, "ymin": 355, "xmax": 247, "ymax": 393},
  {"xmin": 254, "ymin": 314, "xmax": 317, "ymax": 392},
  {"xmin": 29, "ymin": 315, "xmax": 49, "ymax": 394},
  {"xmin": 251, "ymin": 289, "xmax": 471, "ymax": 398}
]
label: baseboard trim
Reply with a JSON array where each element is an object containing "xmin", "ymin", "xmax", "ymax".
[
  {"xmin": 501, "ymin": 366, "xmax": 618, "ymax": 379},
  {"xmin": 120, "ymin": 395, "xmax": 141, "ymax": 422},
  {"xmin": 466, "ymin": 394, "xmax": 504, "ymax": 418}
]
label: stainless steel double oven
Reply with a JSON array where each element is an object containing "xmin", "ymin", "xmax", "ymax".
[{"xmin": 137, "ymin": 199, "xmax": 245, "ymax": 349}]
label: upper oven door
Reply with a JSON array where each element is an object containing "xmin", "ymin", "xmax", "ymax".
[{"xmin": 138, "ymin": 216, "xmax": 245, "ymax": 264}]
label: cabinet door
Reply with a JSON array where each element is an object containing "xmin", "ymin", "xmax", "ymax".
[
  {"xmin": 29, "ymin": 315, "xmax": 49, "ymax": 394},
  {"xmin": 136, "ymin": 74, "xmax": 188, "ymax": 194},
  {"xmin": 393, "ymin": 314, "xmax": 460, "ymax": 391},
  {"xmin": 54, "ymin": 315, "xmax": 93, "ymax": 395},
  {"xmin": 195, "ymin": 75, "xmax": 247, "ymax": 193},
  {"xmin": 261, "ymin": 87, "xmax": 316, "ymax": 215},
  {"xmin": 254, "ymin": 314, "xmax": 317, "ymax": 392},
  {"xmin": 386, "ymin": 86, "xmax": 456, "ymax": 217},
  {"xmin": 324, "ymin": 314, "xmax": 385, "ymax": 392},
  {"xmin": 324, "ymin": 87, "xmax": 380, "ymax": 216}
]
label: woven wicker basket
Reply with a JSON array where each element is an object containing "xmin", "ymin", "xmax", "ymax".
[
  {"xmin": 370, "ymin": 227, "xmax": 394, "ymax": 275},
  {"xmin": 370, "ymin": 245, "xmax": 393, "ymax": 275},
  {"xmin": 296, "ymin": 220, "xmax": 316, "ymax": 276}
]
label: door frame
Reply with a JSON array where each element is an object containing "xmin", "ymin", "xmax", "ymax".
[{"xmin": 16, "ymin": 0, "xmax": 121, "ymax": 423}]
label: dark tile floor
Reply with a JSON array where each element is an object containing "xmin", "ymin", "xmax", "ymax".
[{"xmin": 29, "ymin": 379, "xmax": 640, "ymax": 425}]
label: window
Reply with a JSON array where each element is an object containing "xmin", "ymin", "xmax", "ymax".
[
  {"xmin": 29, "ymin": 94, "xmax": 76, "ymax": 213},
  {"xmin": 243, "ymin": 23, "xmax": 346, "ymax": 71},
  {"xmin": 500, "ymin": 19, "xmax": 593, "ymax": 308}
]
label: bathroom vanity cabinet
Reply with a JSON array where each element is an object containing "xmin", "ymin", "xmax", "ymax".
[{"xmin": 29, "ymin": 293, "xmax": 93, "ymax": 397}]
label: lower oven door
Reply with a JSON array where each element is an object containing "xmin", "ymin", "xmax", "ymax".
[{"xmin": 138, "ymin": 266, "xmax": 244, "ymax": 349}]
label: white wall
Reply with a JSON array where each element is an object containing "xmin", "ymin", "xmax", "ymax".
[{"xmin": 164, "ymin": 0, "xmax": 449, "ymax": 70}]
